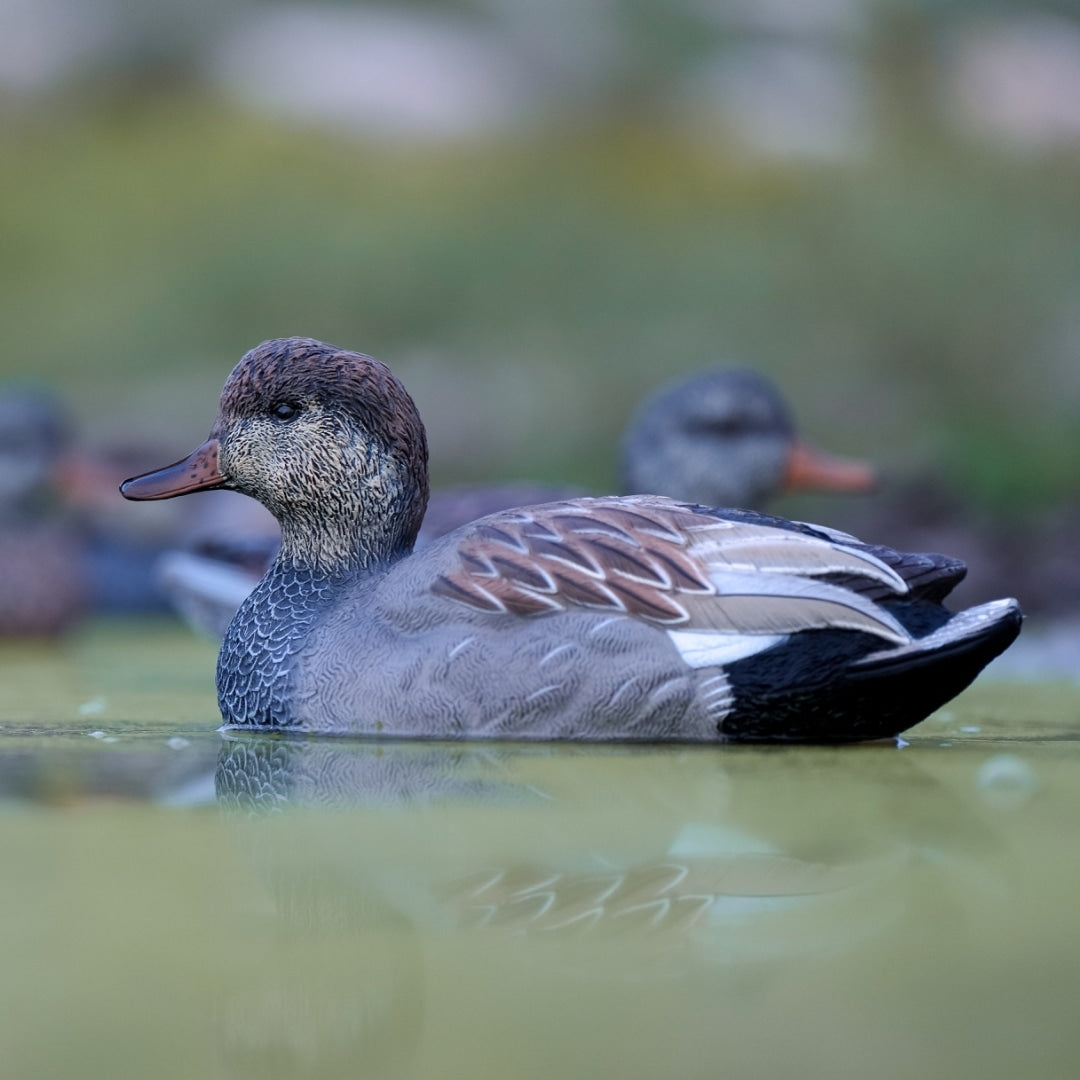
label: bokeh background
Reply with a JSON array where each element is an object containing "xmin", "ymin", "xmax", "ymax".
[{"xmin": 2, "ymin": 0, "xmax": 1078, "ymax": 575}]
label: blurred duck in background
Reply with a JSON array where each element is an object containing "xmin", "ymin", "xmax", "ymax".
[
  {"xmin": 0, "ymin": 388, "xmax": 88, "ymax": 636},
  {"xmin": 0, "ymin": 384, "xmax": 179, "ymax": 636},
  {"xmin": 156, "ymin": 365, "xmax": 876, "ymax": 638},
  {"xmin": 620, "ymin": 368, "xmax": 875, "ymax": 508},
  {"xmin": 61, "ymin": 442, "xmax": 182, "ymax": 618}
]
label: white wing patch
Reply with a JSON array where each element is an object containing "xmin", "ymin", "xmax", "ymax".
[{"xmin": 668, "ymin": 629, "xmax": 788, "ymax": 669}]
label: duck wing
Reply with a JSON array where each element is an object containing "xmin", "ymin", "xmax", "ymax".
[
  {"xmin": 430, "ymin": 496, "xmax": 920, "ymax": 649},
  {"xmin": 691, "ymin": 506, "xmax": 967, "ymax": 603}
]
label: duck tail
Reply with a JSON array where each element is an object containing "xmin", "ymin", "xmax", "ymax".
[
  {"xmin": 850, "ymin": 597, "xmax": 1022, "ymax": 680},
  {"xmin": 719, "ymin": 598, "xmax": 1022, "ymax": 743}
]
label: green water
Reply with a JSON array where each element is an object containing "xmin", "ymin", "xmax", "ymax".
[{"xmin": 1, "ymin": 622, "xmax": 1078, "ymax": 1080}]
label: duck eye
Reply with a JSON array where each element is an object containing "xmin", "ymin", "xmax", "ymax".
[
  {"xmin": 685, "ymin": 415, "xmax": 746, "ymax": 438},
  {"xmin": 272, "ymin": 402, "xmax": 299, "ymax": 422}
]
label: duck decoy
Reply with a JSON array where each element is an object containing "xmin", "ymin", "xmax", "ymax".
[
  {"xmin": 122, "ymin": 338, "xmax": 1021, "ymax": 742},
  {"xmin": 0, "ymin": 388, "xmax": 89, "ymax": 636},
  {"xmin": 0, "ymin": 382, "xmax": 189, "ymax": 626},
  {"xmin": 620, "ymin": 367, "xmax": 874, "ymax": 507},
  {"xmin": 60, "ymin": 441, "xmax": 181, "ymax": 617},
  {"xmin": 156, "ymin": 366, "xmax": 876, "ymax": 638}
]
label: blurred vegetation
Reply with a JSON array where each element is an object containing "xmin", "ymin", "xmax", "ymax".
[{"xmin": 0, "ymin": 2, "xmax": 1077, "ymax": 520}]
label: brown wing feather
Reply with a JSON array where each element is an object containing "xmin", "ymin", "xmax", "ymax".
[{"xmin": 430, "ymin": 496, "xmax": 909, "ymax": 640}]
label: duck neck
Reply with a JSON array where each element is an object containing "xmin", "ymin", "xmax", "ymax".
[
  {"xmin": 276, "ymin": 518, "xmax": 399, "ymax": 580},
  {"xmin": 273, "ymin": 481, "xmax": 425, "ymax": 580},
  {"xmin": 218, "ymin": 512, "xmax": 411, "ymax": 729}
]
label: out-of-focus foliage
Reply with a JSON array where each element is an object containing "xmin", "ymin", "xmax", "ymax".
[{"xmin": 0, "ymin": 0, "xmax": 1077, "ymax": 514}]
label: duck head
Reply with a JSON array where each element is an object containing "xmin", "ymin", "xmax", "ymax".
[
  {"xmin": 620, "ymin": 368, "xmax": 875, "ymax": 509},
  {"xmin": 121, "ymin": 338, "xmax": 429, "ymax": 573}
]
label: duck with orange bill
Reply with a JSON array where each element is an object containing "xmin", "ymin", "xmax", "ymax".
[{"xmin": 122, "ymin": 338, "xmax": 1021, "ymax": 742}]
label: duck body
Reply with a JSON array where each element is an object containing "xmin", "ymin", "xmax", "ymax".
[
  {"xmin": 219, "ymin": 500, "xmax": 1017, "ymax": 741},
  {"xmin": 123, "ymin": 338, "xmax": 1021, "ymax": 743}
]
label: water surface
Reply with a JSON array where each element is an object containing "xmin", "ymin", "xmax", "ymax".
[{"xmin": 2, "ymin": 621, "xmax": 1078, "ymax": 1079}]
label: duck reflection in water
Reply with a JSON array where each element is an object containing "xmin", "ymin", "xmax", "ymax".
[
  {"xmin": 206, "ymin": 735, "xmax": 1019, "ymax": 1079},
  {"xmin": 0, "ymin": 734, "xmax": 1013, "ymax": 1076},
  {"xmin": 215, "ymin": 737, "xmax": 1007, "ymax": 958}
]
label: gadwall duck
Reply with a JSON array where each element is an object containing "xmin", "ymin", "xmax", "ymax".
[
  {"xmin": 157, "ymin": 366, "xmax": 875, "ymax": 638},
  {"xmin": 0, "ymin": 385, "xmax": 181, "ymax": 626},
  {"xmin": 122, "ymin": 337, "xmax": 1021, "ymax": 742},
  {"xmin": 0, "ymin": 388, "xmax": 88, "ymax": 635},
  {"xmin": 620, "ymin": 367, "xmax": 874, "ymax": 507}
]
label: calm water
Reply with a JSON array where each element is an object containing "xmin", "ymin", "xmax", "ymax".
[{"xmin": 1, "ymin": 621, "xmax": 1078, "ymax": 1080}]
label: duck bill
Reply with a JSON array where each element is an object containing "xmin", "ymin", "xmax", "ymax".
[
  {"xmin": 119, "ymin": 439, "xmax": 226, "ymax": 501},
  {"xmin": 783, "ymin": 440, "xmax": 877, "ymax": 494}
]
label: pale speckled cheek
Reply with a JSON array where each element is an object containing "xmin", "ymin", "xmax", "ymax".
[{"xmin": 218, "ymin": 423, "xmax": 269, "ymax": 493}]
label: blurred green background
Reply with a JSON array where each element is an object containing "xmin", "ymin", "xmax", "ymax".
[{"xmin": 1, "ymin": 0, "xmax": 1078, "ymax": 517}]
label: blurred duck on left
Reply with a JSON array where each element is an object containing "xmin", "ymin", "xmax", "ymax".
[
  {"xmin": 0, "ymin": 387, "xmax": 88, "ymax": 635},
  {"xmin": 0, "ymin": 385, "xmax": 172, "ymax": 636}
]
